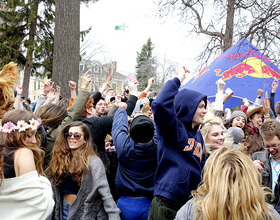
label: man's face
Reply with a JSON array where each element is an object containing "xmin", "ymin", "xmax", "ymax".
[
  {"xmin": 249, "ymin": 113, "xmax": 263, "ymax": 129},
  {"xmin": 95, "ymin": 99, "xmax": 106, "ymax": 115},
  {"xmin": 263, "ymin": 136, "xmax": 280, "ymax": 162},
  {"xmin": 192, "ymin": 100, "xmax": 207, "ymax": 128}
]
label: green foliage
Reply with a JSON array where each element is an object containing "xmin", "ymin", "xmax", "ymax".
[
  {"xmin": 0, "ymin": 1, "xmax": 27, "ymax": 68},
  {"xmin": 0, "ymin": 0, "xmax": 54, "ymax": 76},
  {"xmin": 136, "ymin": 38, "xmax": 156, "ymax": 90}
]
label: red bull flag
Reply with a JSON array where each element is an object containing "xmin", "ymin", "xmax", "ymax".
[{"xmin": 182, "ymin": 37, "xmax": 280, "ymax": 109}]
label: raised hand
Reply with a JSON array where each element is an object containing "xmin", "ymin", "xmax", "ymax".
[
  {"xmin": 176, "ymin": 66, "xmax": 190, "ymax": 83},
  {"xmin": 272, "ymin": 79, "xmax": 279, "ymax": 93},
  {"xmin": 81, "ymin": 70, "xmax": 91, "ymax": 90},
  {"xmin": 69, "ymin": 81, "xmax": 76, "ymax": 90},
  {"xmin": 262, "ymin": 92, "xmax": 270, "ymax": 118},
  {"xmin": 43, "ymin": 79, "xmax": 54, "ymax": 95}
]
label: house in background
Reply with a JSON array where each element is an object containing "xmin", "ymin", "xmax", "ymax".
[
  {"xmin": 28, "ymin": 61, "xmax": 128, "ymax": 102},
  {"xmin": 28, "ymin": 76, "xmax": 47, "ymax": 102}
]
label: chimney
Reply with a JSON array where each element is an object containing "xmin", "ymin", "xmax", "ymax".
[{"xmin": 112, "ymin": 61, "xmax": 117, "ymax": 72}]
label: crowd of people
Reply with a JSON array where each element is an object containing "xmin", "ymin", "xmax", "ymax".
[{"xmin": 0, "ymin": 61, "xmax": 280, "ymax": 220}]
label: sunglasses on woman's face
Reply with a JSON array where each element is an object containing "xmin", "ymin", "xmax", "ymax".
[{"xmin": 65, "ymin": 133, "xmax": 82, "ymax": 140}]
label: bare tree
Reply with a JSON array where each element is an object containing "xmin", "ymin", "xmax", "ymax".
[
  {"xmin": 80, "ymin": 34, "xmax": 106, "ymax": 60},
  {"xmin": 157, "ymin": 0, "xmax": 280, "ymax": 70},
  {"xmin": 155, "ymin": 55, "xmax": 177, "ymax": 92}
]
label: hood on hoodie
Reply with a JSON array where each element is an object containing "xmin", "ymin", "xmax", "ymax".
[{"xmin": 174, "ymin": 88, "xmax": 207, "ymax": 130}]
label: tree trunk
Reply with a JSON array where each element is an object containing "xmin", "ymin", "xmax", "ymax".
[
  {"xmin": 22, "ymin": 0, "xmax": 39, "ymax": 99},
  {"xmin": 223, "ymin": 0, "xmax": 235, "ymax": 52},
  {"xmin": 52, "ymin": 0, "xmax": 80, "ymax": 98}
]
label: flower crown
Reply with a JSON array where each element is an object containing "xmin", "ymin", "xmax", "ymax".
[{"xmin": 0, "ymin": 118, "xmax": 42, "ymax": 134}]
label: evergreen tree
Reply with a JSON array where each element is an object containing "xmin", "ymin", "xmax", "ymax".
[
  {"xmin": 136, "ymin": 38, "xmax": 156, "ymax": 90},
  {"xmin": 0, "ymin": 0, "xmax": 55, "ymax": 97}
]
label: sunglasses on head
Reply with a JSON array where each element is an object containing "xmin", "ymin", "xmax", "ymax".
[{"xmin": 65, "ymin": 133, "xmax": 82, "ymax": 140}]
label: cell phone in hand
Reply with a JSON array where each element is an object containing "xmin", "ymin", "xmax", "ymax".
[
  {"xmin": 225, "ymin": 87, "xmax": 233, "ymax": 95},
  {"xmin": 128, "ymin": 75, "xmax": 139, "ymax": 85}
]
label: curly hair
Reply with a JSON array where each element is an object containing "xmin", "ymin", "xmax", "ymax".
[
  {"xmin": 192, "ymin": 147, "xmax": 273, "ymax": 220},
  {"xmin": 0, "ymin": 109, "xmax": 44, "ymax": 177},
  {"xmin": 49, "ymin": 121, "xmax": 97, "ymax": 186},
  {"xmin": 0, "ymin": 62, "xmax": 19, "ymax": 119}
]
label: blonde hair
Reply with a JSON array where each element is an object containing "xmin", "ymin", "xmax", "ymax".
[
  {"xmin": 192, "ymin": 147, "xmax": 273, "ymax": 220},
  {"xmin": 0, "ymin": 62, "xmax": 19, "ymax": 119},
  {"xmin": 200, "ymin": 112, "xmax": 233, "ymax": 152}
]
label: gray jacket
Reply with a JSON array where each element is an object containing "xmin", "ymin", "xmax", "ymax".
[
  {"xmin": 48, "ymin": 155, "xmax": 121, "ymax": 220},
  {"xmin": 252, "ymin": 150, "xmax": 272, "ymax": 189},
  {"xmin": 175, "ymin": 198, "xmax": 280, "ymax": 220}
]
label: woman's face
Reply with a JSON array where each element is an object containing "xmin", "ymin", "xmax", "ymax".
[
  {"xmin": 205, "ymin": 124, "xmax": 225, "ymax": 150},
  {"xmin": 24, "ymin": 129, "xmax": 37, "ymax": 144},
  {"xmin": 232, "ymin": 116, "xmax": 246, "ymax": 129},
  {"xmin": 66, "ymin": 126, "xmax": 85, "ymax": 150}
]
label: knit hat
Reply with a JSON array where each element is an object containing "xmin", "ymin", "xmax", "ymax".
[
  {"xmin": 93, "ymin": 97, "xmax": 105, "ymax": 107},
  {"xmin": 130, "ymin": 115, "xmax": 154, "ymax": 143},
  {"xmin": 225, "ymin": 111, "xmax": 247, "ymax": 128},
  {"xmin": 227, "ymin": 127, "xmax": 244, "ymax": 144}
]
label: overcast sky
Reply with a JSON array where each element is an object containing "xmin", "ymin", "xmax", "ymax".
[{"xmin": 80, "ymin": 0, "xmax": 203, "ymax": 76}]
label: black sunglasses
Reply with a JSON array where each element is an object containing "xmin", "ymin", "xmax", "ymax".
[{"xmin": 65, "ymin": 133, "xmax": 82, "ymax": 140}]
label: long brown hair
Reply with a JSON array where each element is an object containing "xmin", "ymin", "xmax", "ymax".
[
  {"xmin": 50, "ymin": 121, "xmax": 97, "ymax": 185},
  {"xmin": 0, "ymin": 109, "xmax": 44, "ymax": 178},
  {"xmin": 35, "ymin": 104, "xmax": 67, "ymax": 129}
]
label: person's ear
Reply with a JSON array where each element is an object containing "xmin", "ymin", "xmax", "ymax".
[
  {"xmin": 86, "ymin": 109, "xmax": 91, "ymax": 115},
  {"xmin": 8, "ymin": 133, "xmax": 13, "ymax": 141}
]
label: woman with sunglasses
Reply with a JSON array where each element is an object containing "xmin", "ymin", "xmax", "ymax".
[
  {"xmin": 0, "ymin": 109, "xmax": 54, "ymax": 219},
  {"xmin": 48, "ymin": 121, "xmax": 120, "ymax": 220},
  {"xmin": 35, "ymin": 71, "xmax": 91, "ymax": 169}
]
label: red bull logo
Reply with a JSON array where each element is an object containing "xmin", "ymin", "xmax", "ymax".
[{"xmin": 215, "ymin": 57, "xmax": 280, "ymax": 82}]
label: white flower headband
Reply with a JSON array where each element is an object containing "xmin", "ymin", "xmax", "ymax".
[{"xmin": 0, "ymin": 118, "xmax": 42, "ymax": 134}]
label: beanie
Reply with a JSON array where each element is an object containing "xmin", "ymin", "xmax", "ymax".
[
  {"xmin": 226, "ymin": 111, "xmax": 247, "ymax": 126},
  {"xmin": 130, "ymin": 115, "xmax": 154, "ymax": 143}
]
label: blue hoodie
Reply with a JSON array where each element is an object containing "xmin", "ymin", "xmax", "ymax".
[{"xmin": 151, "ymin": 77, "xmax": 207, "ymax": 205}]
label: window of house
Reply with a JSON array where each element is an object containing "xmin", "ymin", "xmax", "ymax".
[
  {"xmin": 79, "ymin": 64, "xmax": 84, "ymax": 72},
  {"xmin": 34, "ymin": 81, "xmax": 36, "ymax": 90},
  {"xmin": 38, "ymin": 80, "xmax": 40, "ymax": 89},
  {"xmin": 111, "ymin": 82, "xmax": 117, "ymax": 91},
  {"xmin": 93, "ymin": 65, "xmax": 99, "ymax": 73}
]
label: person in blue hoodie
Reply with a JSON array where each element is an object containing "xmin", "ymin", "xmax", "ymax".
[
  {"xmin": 147, "ymin": 66, "xmax": 207, "ymax": 220},
  {"xmin": 112, "ymin": 108, "xmax": 158, "ymax": 220}
]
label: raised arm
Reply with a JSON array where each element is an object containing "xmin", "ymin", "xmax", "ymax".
[
  {"xmin": 152, "ymin": 66, "xmax": 189, "ymax": 138},
  {"xmin": 270, "ymin": 79, "xmax": 278, "ymax": 117},
  {"xmin": 138, "ymin": 77, "xmax": 155, "ymax": 100},
  {"xmin": 69, "ymin": 81, "xmax": 77, "ymax": 99},
  {"xmin": 13, "ymin": 84, "xmax": 22, "ymax": 109},
  {"xmin": 213, "ymin": 79, "xmax": 225, "ymax": 113}
]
